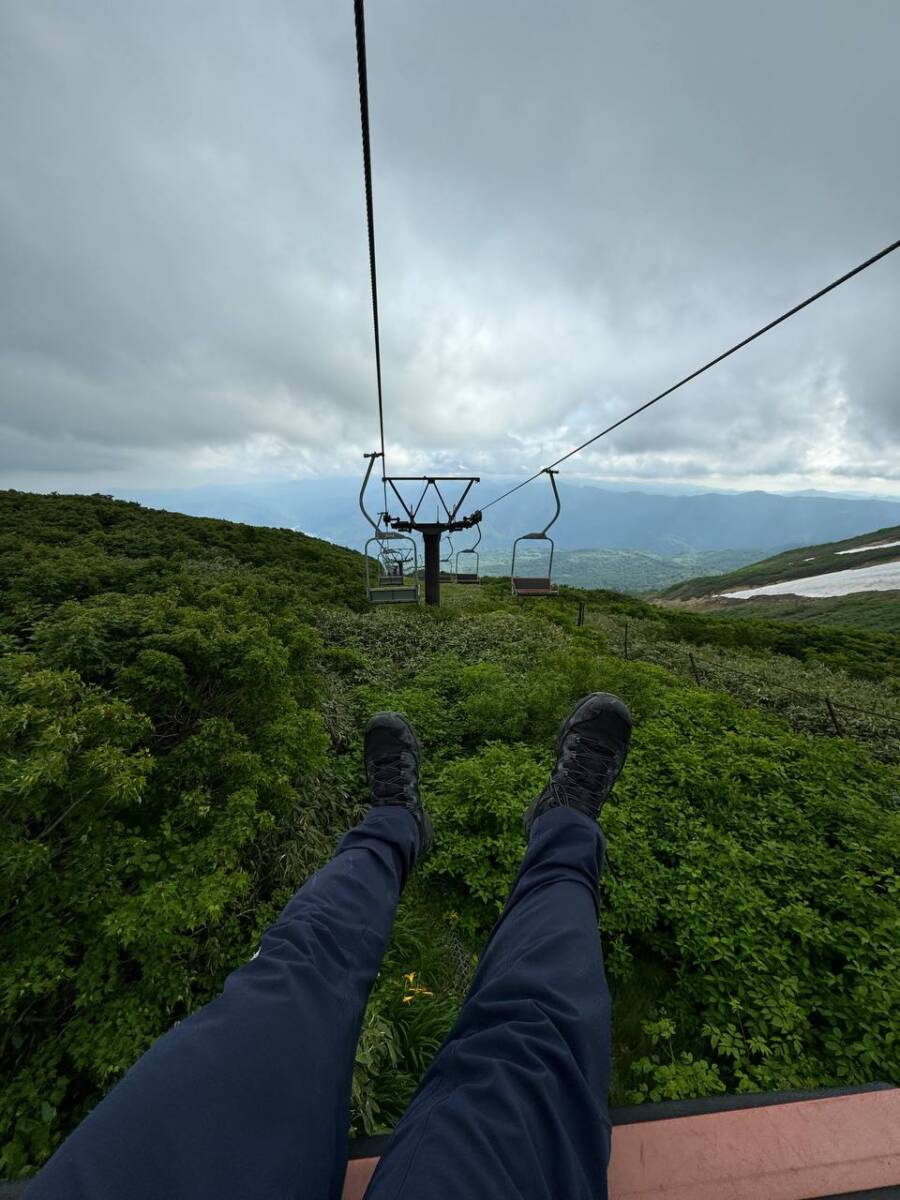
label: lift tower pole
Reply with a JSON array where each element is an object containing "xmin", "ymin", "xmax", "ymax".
[{"xmin": 419, "ymin": 526, "xmax": 443, "ymax": 607}]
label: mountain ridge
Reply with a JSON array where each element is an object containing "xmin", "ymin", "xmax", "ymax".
[{"xmin": 113, "ymin": 479, "xmax": 900, "ymax": 560}]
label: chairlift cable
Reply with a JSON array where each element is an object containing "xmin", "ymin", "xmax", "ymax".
[
  {"xmin": 482, "ymin": 237, "xmax": 900, "ymax": 512},
  {"xmin": 353, "ymin": 0, "xmax": 388, "ymax": 516}
]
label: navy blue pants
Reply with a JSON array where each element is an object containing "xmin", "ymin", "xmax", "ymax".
[{"xmin": 28, "ymin": 805, "xmax": 611, "ymax": 1199}]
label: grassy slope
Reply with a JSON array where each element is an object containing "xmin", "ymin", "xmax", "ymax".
[
  {"xmin": 658, "ymin": 523, "xmax": 900, "ymax": 633},
  {"xmin": 2, "ymin": 492, "xmax": 899, "ymax": 1176},
  {"xmin": 706, "ymin": 591, "xmax": 900, "ymax": 633}
]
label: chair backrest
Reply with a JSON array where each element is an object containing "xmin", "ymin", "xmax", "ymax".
[
  {"xmin": 455, "ymin": 548, "xmax": 479, "ymax": 582},
  {"xmin": 510, "ymin": 534, "xmax": 555, "ymax": 596}
]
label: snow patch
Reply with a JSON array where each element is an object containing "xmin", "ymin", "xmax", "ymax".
[
  {"xmin": 721, "ymin": 559, "xmax": 900, "ymax": 599},
  {"xmin": 836, "ymin": 539, "xmax": 900, "ymax": 555}
]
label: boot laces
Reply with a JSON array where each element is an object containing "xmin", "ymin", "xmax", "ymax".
[
  {"xmin": 554, "ymin": 732, "xmax": 617, "ymax": 803},
  {"xmin": 371, "ymin": 754, "xmax": 411, "ymax": 804}
]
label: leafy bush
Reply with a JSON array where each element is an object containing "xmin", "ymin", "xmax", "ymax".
[
  {"xmin": 626, "ymin": 1017, "xmax": 726, "ymax": 1103},
  {"xmin": 425, "ymin": 743, "xmax": 547, "ymax": 938},
  {"xmin": 0, "ymin": 497, "xmax": 342, "ymax": 1174}
]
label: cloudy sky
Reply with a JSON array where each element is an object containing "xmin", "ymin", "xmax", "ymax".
[{"xmin": 2, "ymin": 0, "xmax": 899, "ymax": 499}]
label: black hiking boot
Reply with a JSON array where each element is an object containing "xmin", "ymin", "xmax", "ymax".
[
  {"xmin": 524, "ymin": 692, "xmax": 632, "ymax": 837},
  {"xmin": 364, "ymin": 712, "xmax": 434, "ymax": 861}
]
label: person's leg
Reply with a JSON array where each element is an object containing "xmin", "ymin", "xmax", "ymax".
[
  {"xmin": 364, "ymin": 807, "xmax": 610, "ymax": 1200},
  {"xmin": 365, "ymin": 693, "xmax": 631, "ymax": 1200},
  {"xmin": 28, "ymin": 714, "xmax": 431, "ymax": 1200}
]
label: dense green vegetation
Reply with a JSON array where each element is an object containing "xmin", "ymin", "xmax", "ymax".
[
  {"xmin": 585, "ymin": 588, "xmax": 900, "ymax": 687},
  {"xmin": 703, "ymin": 591, "xmax": 900, "ymax": 634},
  {"xmin": 583, "ymin": 608, "xmax": 900, "ymax": 751},
  {"xmin": 2, "ymin": 492, "xmax": 899, "ymax": 1179}
]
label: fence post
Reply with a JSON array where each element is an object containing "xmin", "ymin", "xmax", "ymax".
[
  {"xmin": 623, "ymin": 620, "xmax": 629, "ymax": 659},
  {"xmin": 577, "ymin": 601, "xmax": 585, "ymax": 628},
  {"xmin": 688, "ymin": 652, "xmax": 702, "ymax": 686},
  {"xmin": 825, "ymin": 696, "xmax": 843, "ymax": 735}
]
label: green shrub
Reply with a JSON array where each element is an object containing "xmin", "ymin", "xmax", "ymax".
[{"xmin": 424, "ymin": 743, "xmax": 548, "ymax": 939}]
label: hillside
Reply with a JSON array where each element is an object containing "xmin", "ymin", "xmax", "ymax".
[
  {"xmin": 478, "ymin": 546, "xmax": 765, "ymax": 593},
  {"xmin": 2, "ymin": 492, "xmax": 899, "ymax": 1180},
  {"xmin": 659, "ymin": 525, "xmax": 900, "ymax": 633}
]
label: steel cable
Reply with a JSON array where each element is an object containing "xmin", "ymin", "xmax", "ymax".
[
  {"xmin": 482, "ymin": 238, "xmax": 900, "ymax": 511},
  {"xmin": 353, "ymin": 0, "xmax": 388, "ymax": 514}
]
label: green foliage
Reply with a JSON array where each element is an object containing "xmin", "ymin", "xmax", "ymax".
[
  {"xmin": 598, "ymin": 685, "xmax": 900, "ymax": 1097},
  {"xmin": 584, "ymin": 609, "xmax": 900, "ymax": 752},
  {"xmin": 2, "ymin": 492, "xmax": 900, "ymax": 1176},
  {"xmin": 710, "ymin": 592, "xmax": 900, "ymax": 635},
  {"xmin": 425, "ymin": 743, "xmax": 547, "ymax": 938},
  {"xmin": 350, "ymin": 894, "xmax": 465, "ymax": 1133},
  {"xmin": 627, "ymin": 1017, "xmax": 726, "ymax": 1103},
  {"xmin": 567, "ymin": 583, "xmax": 900, "ymax": 687},
  {"xmin": 649, "ymin": 605, "xmax": 900, "ymax": 684},
  {"xmin": 0, "ymin": 494, "xmax": 341, "ymax": 1176}
]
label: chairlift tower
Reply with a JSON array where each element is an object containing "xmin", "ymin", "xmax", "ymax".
[{"xmin": 360, "ymin": 453, "xmax": 481, "ymax": 607}]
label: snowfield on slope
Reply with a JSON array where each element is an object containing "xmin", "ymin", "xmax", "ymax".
[
  {"xmin": 835, "ymin": 539, "xmax": 900, "ymax": 555},
  {"xmin": 721, "ymin": 559, "xmax": 900, "ymax": 599}
]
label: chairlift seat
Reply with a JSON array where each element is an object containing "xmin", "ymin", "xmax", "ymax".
[
  {"xmin": 340, "ymin": 1083, "xmax": 900, "ymax": 1200},
  {"xmin": 367, "ymin": 585, "xmax": 418, "ymax": 605},
  {"xmin": 512, "ymin": 576, "xmax": 558, "ymax": 597},
  {"xmin": 456, "ymin": 572, "xmax": 479, "ymax": 584}
]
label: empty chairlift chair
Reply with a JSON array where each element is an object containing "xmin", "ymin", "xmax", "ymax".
[
  {"xmin": 359, "ymin": 453, "xmax": 420, "ymax": 605},
  {"xmin": 511, "ymin": 469, "xmax": 560, "ymax": 597},
  {"xmin": 378, "ymin": 544, "xmax": 412, "ymax": 586},
  {"xmin": 365, "ymin": 532, "xmax": 419, "ymax": 604},
  {"xmin": 455, "ymin": 524, "xmax": 481, "ymax": 584}
]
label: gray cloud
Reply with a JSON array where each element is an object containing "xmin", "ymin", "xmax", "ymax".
[{"xmin": 1, "ymin": 0, "xmax": 898, "ymax": 497}]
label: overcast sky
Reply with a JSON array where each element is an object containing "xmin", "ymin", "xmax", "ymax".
[{"xmin": 2, "ymin": 0, "xmax": 899, "ymax": 498}]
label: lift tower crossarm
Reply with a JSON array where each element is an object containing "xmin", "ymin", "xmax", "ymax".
[
  {"xmin": 375, "ymin": 472, "xmax": 482, "ymax": 605},
  {"xmin": 385, "ymin": 476, "xmax": 479, "ymax": 525}
]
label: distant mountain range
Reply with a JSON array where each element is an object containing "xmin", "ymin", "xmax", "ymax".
[{"xmin": 117, "ymin": 478, "xmax": 900, "ymax": 564}]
